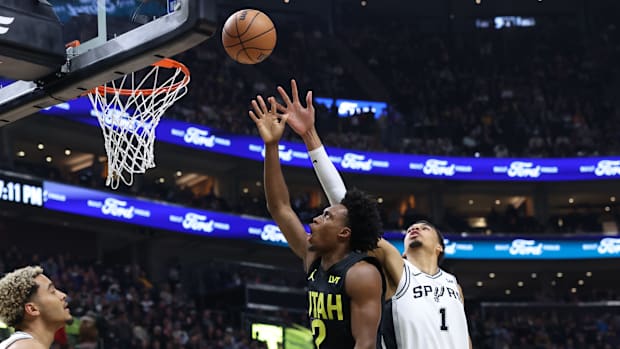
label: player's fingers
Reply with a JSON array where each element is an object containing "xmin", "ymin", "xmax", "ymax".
[
  {"xmin": 291, "ymin": 79, "xmax": 299, "ymax": 104},
  {"xmin": 308, "ymin": 90, "xmax": 315, "ymax": 112},
  {"xmin": 251, "ymin": 100, "xmax": 262, "ymax": 116},
  {"xmin": 257, "ymin": 95, "xmax": 269, "ymax": 114},
  {"xmin": 269, "ymin": 97, "xmax": 277, "ymax": 114},
  {"xmin": 275, "ymin": 102, "xmax": 287, "ymax": 113},
  {"xmin": 279, "ymin": 113, "xmax": 289, "ymax": 124},
  {"xmin": 248, "ymin": 110, "xmax": 259, "ymax": 122},
  {"xmin": 277, "ymin": 86, "xmax": 293, "ymax": 107}
]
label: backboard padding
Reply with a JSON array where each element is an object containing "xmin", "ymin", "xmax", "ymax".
[{"xmin": 0, "ymin": 0, "xmax": 215, "ymax": 126}]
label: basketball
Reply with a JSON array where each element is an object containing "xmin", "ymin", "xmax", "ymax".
[{"xmin": 222, "ymin": 9, "xmax": 277, "ymax": 64}]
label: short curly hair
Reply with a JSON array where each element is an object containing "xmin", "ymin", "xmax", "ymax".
[
  {"xmin": 340, "ymin": 188, "xmax": 383, "ymax": 252},
  {"xmin": 0, "ymin": 266, "xmax": 43, "ymax": 327}
]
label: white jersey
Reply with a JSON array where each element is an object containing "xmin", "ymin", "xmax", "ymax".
[
  {"xmin": 382, "ymin": 259, "xmax": 469, "ymax": 349},
  {"xmin": 0, "ymin": 331, "xmax": 33, "ymax": 349}
]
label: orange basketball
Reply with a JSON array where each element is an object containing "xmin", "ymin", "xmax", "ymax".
[{"xmin": 222, "ymin": 9, "xmax": 277, "ymax": 64}]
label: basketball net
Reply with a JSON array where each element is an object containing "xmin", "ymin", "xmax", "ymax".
[{"xmin": 87, "ymin": 59, "xmax": 190, "ymax": 189}]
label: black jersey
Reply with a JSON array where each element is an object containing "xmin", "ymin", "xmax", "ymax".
[{"xmin": 306, "ymin": 251, "xmax": 384, "ymax": 349}]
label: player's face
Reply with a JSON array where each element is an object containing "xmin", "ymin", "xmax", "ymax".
[
  {"xmin": 308, "ymin": 204, "xmax": 349, "ymax": 252},
  {"xmin": 404, "ymin": 223, "xmax": 440, "ymax": 252},
  {"xmin": 28, "ymin": 274, "xmax": 72, "ymax": 327}
]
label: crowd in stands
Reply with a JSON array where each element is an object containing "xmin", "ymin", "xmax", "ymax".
[
  {"xmin": 0, "ymin": 248, "xmax": 290, "ymax": 349},
  {"xmin": 0, "ymin": 248, "xmax": 618, "ymax": 348},
  {"xmin": 469, "ymin": 307, "xmax": 620, "ymax": 348},
  {"xmin": 341, "ymin": 18, "xmax": 620, "ymax": 158},
  {"xmin": 163, "ymin": 15, "xmax": 620, "ymax": 159}
]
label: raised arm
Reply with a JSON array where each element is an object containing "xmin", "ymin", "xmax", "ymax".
[
  {"xmin": 276, "ymin": 79, "xmax": 346, "ymax": 206},
  {"xmin": 249, "ymin": 96, "xmax": 313, "ymax": 268},
  {"xmin": 346, "ymin": 261, "xmax": 383, "ymax": 349},
  {"xmin": 277, "ymin": 79, "xmax": 404, "ymax": 295}
]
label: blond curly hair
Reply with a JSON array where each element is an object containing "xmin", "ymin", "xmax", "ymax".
[{"xmin": 0, "ymin": 266, "xmax": 43, "ymax": 327}]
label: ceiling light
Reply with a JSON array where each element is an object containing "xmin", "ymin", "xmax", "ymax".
[
  {"xmin": 45, "ymin": 156, "xmax": 52, "ymax": 163},
  {"xmin": 505, "ymin": 289, "xmax": 511, "ymax": 295},
  {"xmin": 243, "ymin": 187, "xmax": 249, "ymax": 194},
  {"xmin": 577, "ymin": 279, "xmax": 584, "ymax": 285},
  {"xmin": 570, "ymin": 288, "xmax": 577, "ymax": 293},
  {"xmin": 468, "ymin": 199, "xmax": 474, "ymax": 205},
  {"xmin": 531, "ymin": 273, "xmax": 537, "ymax": 279},
  {"xmin": 476, "ymin": 281, "xmax": 483, "ymax": 287},
  {"xmin": 585, "ymin": 271, "xmax": 592, "ymax": 277},
  {"xmin": 517, "ymin": 281, "xmax": 524, "ymax": 287},
  {"xmin": 377, "ymin": 197, "xmax": 384, "ymax": 204},
  {"xmin": 64, "ymin": 148, "xmax": 71, "ymax": 156},
  {"xmin": 37, "ymin": 143, "xmax": 44, "ymax": 150},
  {"xmin": 494, "ymin": 199, "xmax": 501, "ymax": 205},
  {"xmin": 16, "ymin": 150, "xmax": 25, "ymax": 157},
  {"xmin": 175, "ymin": 171, "xmax": 182, "ymax": 177},
  {"xmin": 556, "ymin": 272, "xmax": 563, "ymax": 278},
  {"xmin": 610, "ymin": 196, "xmax": 616, "ymax": 202},
  {"xmin": 568, "ymin": 197, "xmax": 574, "ymax": 204},
  {"xmin": 158, "ymin": 177, "xmax": 165, "ymax": 183},
  {"xmin": 488, "ymin": 272, "xmax": 495, "ymax": 279}
]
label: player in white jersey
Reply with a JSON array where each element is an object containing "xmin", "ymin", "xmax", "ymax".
[
  {"xmin": 0, "ymin": 266, "xmax": 72, "ymax": 349},
  {"xmin": 0, "ymin": 332, "xmax": 34, "ymax": 349},
  {"xmin": 382, "ymin": 221, "xmax": 470, "ymax": 349},
  {"xmin": 273, "ymin": 79, "xmax": 472, "ymax": 349}
]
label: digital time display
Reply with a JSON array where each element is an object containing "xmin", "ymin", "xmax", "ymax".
[{"xmin": 0, "ymin": 174, "xmax": 44, "ymax": 207}]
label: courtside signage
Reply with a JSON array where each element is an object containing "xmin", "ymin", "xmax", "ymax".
[
  {"xmin": 41, "ymin": 98, "xmax": 620, "ymax": 181},
  {"xmin": 382, "ymin": 233, "xmax": 620, "ymax": 260},
  {"xmin": 42, "ymin": 180, "xmax": 620, "ymax": 259}
]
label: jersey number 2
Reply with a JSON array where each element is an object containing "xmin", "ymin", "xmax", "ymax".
[
  {"xmin": 311, "ymin": 319, "xmax": 326, "ymax": 348},
  {"xmin": 439, "ymin": 308, "xmax": 448, "ymax": 331}
]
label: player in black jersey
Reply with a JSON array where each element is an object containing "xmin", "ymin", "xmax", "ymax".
[{"xmin": 249, "ymin": 94, "xmax": 385, "ymax": 349}]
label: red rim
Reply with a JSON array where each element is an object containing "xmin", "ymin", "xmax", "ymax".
[{"xmin": 90, "ymin": 58, "xmax": 190, "ymax": 96}]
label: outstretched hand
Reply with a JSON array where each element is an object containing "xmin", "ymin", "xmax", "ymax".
[
  {"xmin": 275, "ymin": 79, "xmax": 315, "ymax": 137},
  {"xmin": 249, "ymin": 95, "xmax": 288, "ymax": 145}
]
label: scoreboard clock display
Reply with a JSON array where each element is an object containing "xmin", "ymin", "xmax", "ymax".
[{"xmin": 0, "ymin": 173, "xmax": 44, "ymax": 207}]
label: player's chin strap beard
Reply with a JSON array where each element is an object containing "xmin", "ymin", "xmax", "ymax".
[{"xmin": 409, "ymin": 240, "xmax": 423, "ymax": 249}]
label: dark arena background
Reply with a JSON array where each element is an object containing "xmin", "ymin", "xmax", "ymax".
[{"xmin": 0, "ymin": 0, "xmax": 619, "ymax": 348}]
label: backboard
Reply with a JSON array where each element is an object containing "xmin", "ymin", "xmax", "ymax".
[{"xmin": 0, "ymin": 0, "xmax": 216, "ymax": 126}]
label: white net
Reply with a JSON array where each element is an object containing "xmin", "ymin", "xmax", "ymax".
[{"xmin": 87, "ymin": 60, "xmax": 189, "ymax": 189}]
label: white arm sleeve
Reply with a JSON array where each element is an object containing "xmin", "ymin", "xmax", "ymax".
[{"xmin": 308, "ymin": 146, "xmax": 347, "ymax": 205}]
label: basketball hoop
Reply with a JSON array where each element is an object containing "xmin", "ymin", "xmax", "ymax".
[{"xmin": 87, "ymin": 58, "xmax": 190, "ymax": 189}]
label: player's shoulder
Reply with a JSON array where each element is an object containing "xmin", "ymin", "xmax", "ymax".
[
  {"xmin": 5, "ymin": 338, "xmax": 46, "ymax": 349},
  {"xmin": 439, "ymin": 268, "xmax": 459, "ymax": 283},
  {"xmin": 346, "ymin": 259, "xmax": 382, "ymax": 283},
  {"xmin": 345, "ymin": 260, "xmax": 383, "ymax": 296},
  {"xmin": 350, "ymin": 258, "xmax": 382, "ymax": 274}
]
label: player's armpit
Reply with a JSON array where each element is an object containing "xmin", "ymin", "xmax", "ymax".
[
  {"xmin": 368, "ymin": 239, "xmax": 404, "ymax": 298},
  {"xmin": 457, "ymin": 284, "xmax": 473, "ymax": 349},
  {"xmin": 457, "ymin": 284, "xmax": 466, "ymax": 304},
  {"xmin": 345, "ymin": 261, "xmax": 383, "ymax": 349}
]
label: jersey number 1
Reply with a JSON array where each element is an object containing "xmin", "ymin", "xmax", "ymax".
[{"xmin": 439, "ymin": 308, "xmax": 448, "ymax": 331}]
